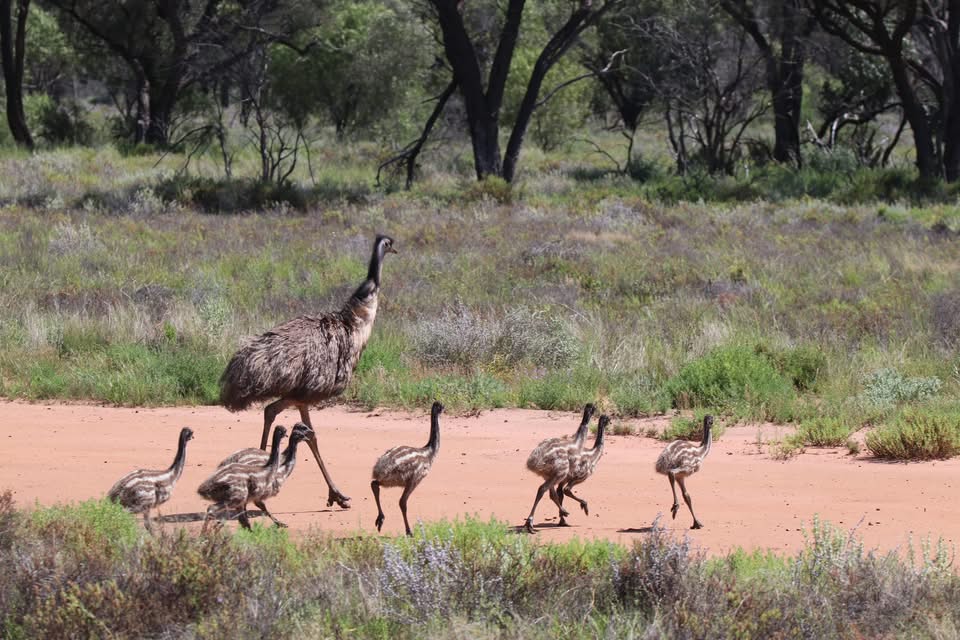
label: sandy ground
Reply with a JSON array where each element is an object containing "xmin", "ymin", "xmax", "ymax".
[{"xmin": 2, "ymin": 400, "xmax": 956, "ymax": 557}]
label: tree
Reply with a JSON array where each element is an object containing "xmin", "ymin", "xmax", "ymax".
[
  {"xmin": 428, "ymin": 0, "xmax": 620, "ymax": 182},
  {"xmin": 637, "ymin": 0, "xmax": 767, "ymax": 174},
  {"xmin": 719, "ymin": 0, "xmax": 815, "ymax": 166},
  {"xmin": 809, "ymin": 0, "xmax": 960, "ymax": 181},
  {"xmin": 587, "ymin": 0, "xmax": 671, "ymax": 173},
  {"xmin": 0, "ymin": 0, "xmax": 34, "ymax": 149},
  {"xmin": 46, "ymin": 0, "xmax": 312, "ymax": 146}
]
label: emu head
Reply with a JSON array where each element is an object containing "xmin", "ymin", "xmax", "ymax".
[{"xmin": 375, "ymin": 234, "xmax": 398, "ymax": 257}]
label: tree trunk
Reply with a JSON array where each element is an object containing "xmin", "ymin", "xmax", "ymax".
[
  {"xmin": 0, "ymin": 0, "xmax": 33, "ymax": 150},
  {"xmin": 890, "ymin": 57, "xmax": 939, "ymax": 179}
]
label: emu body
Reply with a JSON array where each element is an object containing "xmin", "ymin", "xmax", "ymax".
[
  {"xmin": 219, "ymin": 234, "xmax": 397, "ymax": 509},
  {"xmin": 371, "ymin": 401, "xmax": 442, "ymax": 535},
  {"xmin": 215, "ymin": 422, "xmax": 315, "ymax": 527},
  {"xmin": 557, "ymin": 415, "xmax": 609, "ymax": 524},
  {"xmin": 523, "ymin": 404, "xmax": 596, "ymax": 533},
  {"xmin": 198, "ymin": 426, "xmax": 286, "ymax": 531},
  {"xmin": 107, "ymin": 426, "xmax": 193, "ymax": 532},
  {"xmin": 655, "ymin": 415, "xmax": 714, "ymax": 529}
]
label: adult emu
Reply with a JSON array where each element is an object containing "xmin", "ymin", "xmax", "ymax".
[{"xmin": 220, "ymin": 234, "xmax": 397, "ymax": 509}]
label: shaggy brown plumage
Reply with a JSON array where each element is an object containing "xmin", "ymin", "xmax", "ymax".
[
  {"xmin": 655, "ymin": 415, "xmax": 714, "ymax": 529},
  {"xmin": 219, "ymin": 234, "xmax": 397, "ymax": 509},
  {"xmin": 523, "ymin": 404, "xmax": 596, "ymax": 533},
  {"xmin": 215, "ymin": 422, "xmax": 315, "ymax": 527},
  {"xmin": 107, "ymin": 427, "xmax": 193, "ymax": 532},
  {"xmin": 198, "ymin": 425, "xmax": 286, "ymax": 531},
  {"xmin": 371, "ymin": 401, "xmax": 442, "ymax": 536},
  {"xmin": 557, "ymin": 415, "xmax": 609, "ymax": 525}
]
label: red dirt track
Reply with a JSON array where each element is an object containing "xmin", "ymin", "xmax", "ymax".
[{"xmin": 3, "ymin": 400, "xmax": 957, "ymax": 556}]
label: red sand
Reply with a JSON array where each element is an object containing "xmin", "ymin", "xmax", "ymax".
[{"xmin": 3, "ymin": 400, "xmax": 956, "ymax": 556}]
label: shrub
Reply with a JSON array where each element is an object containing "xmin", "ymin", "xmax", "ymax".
[
  {"xmin": 796, "ymin": 417, "xmax": 853, "ymax": 447},
  {"xmin": 660, "ymin": 410, "xmax": 722, "ymax": 441},
  {"xmin": 665, "ymin": 345, "xmax": 795, "ymax": 418},
  {"xmin": 865, "ymin": 406, "xmax": 960, "ymax": 460},
  {"xmin": 860, "ymin": 368, "xmax": 942, "ymax": 408}
]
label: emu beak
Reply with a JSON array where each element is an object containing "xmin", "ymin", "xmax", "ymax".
[{"xmin": 388, "ymin": 246, "xmax": 399, "ymax": 255}]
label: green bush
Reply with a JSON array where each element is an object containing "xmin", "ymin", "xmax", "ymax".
[
  {"xmin": 665, "ymin": 345, "xmax": 796, "ymax": 418},
  {"xmin": 660, "ymin": 409, "xmax": 722, "ymax": 441},
  {"xmin": 861, "ymin": 368, "xmax": 942, "ymax": 408},
  {"xmin": 865, "ymin": 406, "xmax": 960, "ymax": 460},
  {"xmin": 795, "ymin": 416, "xmax": 853, "ymax": 447}
]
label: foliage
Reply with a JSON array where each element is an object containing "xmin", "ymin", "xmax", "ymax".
[
  {"xmin": 865, "ymin": 406, "xmax": 960, "ymax": 460},
  {"xmin": 860, "ymin": 368, "xmax": 942, "ymax": 409},
  {"xmin": 2, "ymin": 505, "xmax": 958, "ymax": 638},
  {"xmin": 665, "ymin": 345, "xmax": 796, "ymax": 419}
]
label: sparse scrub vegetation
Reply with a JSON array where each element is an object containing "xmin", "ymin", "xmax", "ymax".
[
  {"xmin": 866, "ymin": 405, "xmax": 960, "ymax": 460},
  {"xmin": 1, "ymin": 500, "xmax": 956, "ymax": 638},
  {"xmin": 0, "ymin": 148, "xmax": 958, "ymax": 459}
]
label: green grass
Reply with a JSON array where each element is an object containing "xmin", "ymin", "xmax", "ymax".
[{"xmin": 2, "ymin": 497, "xmax": 957, "ymax": 639}]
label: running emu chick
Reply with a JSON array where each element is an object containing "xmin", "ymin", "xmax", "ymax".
[
  {"xmin": 198, "ymin": 425, "xmax": 286, "ymax": 531},
  {"xmin": 215, "ymin": 422, "xmax": 315, "ymax": 527},
  {"xmin": 371, "ymin": 401, "xmax": 442, "ymax": 536},
  {"xmin": 557, "ymin": 414, "xmax": 609, "ymax": 525},
  {"xmin": 219, "ymin": 234, "xmax": 397, "ymax": 510},
  {"xmin": 108, "ymin": 427, "xmax": 193, "ymax": 532},
  {"xmin": 523, "ymin": 404, "xmax": 596, "ymax": 533},
  {"xmin": 655, "ymin": 415, "xmax": 713, "ymax": 529}
]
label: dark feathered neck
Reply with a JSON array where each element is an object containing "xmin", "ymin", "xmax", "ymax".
[
  {"xmin": 592, "ymin": 418, "xmax": 608, "ymax": 450},
  {"xmin": 168, "ymin": 430, "xmax": 190, "ymax": 474},
  {"xmin": 572, "ymin": 404, "xmax": 595, "ymax": 444},
  {"xmin": 282, "ymin": 436, "xmax": 304, "ymax": 467},
  {"xmin": 265, "ymin": 430, "xmax": 285, "ymax": 469},
  {"xmin": 426, "ymin": 409, "xmax": 441, "ymax": 452},
  {"xmin": 345, "ymin": 240, "xmax": 386, "ymax": 309}
]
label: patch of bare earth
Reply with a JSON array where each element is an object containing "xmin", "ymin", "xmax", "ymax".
[{"xmin": 3, "ymin": 400, "xmax": 956, "ymax": 556}]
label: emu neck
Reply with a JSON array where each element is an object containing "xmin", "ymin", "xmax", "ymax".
[
  {"xmin": 426, "ymin": 414, "xmax": 440, "ymax": 454},
  {"xmin": 266, "ymin": 432, "xmax": 284, "ymax": 473},
  {"xmin": 168, "ymin": 432, "xmax": 190, "ymax": 480},
  {"xmin": 572, "ymin": 419, "xmax": 590, "ymax": 446},
  {"xmin": 700, "ymin": 427, "xmax": 712, "ymax": 458},
  {"xmin": 281, "ymin": 438, "xmax": 302, "ymax": 471}
]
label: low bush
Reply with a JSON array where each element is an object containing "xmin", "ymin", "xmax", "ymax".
[
  {"xmin": 665, "ymin": 344, "xmax": 796, "ymax": 419},
  {"xmin": 865, "ymin": 406, "xmax": 960, "ymax": 460}
]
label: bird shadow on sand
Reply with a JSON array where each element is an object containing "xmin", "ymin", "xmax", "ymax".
[
  {"xmin": 509, "ymin": 521, "xmax": 578, "ymax": 535},
  {"xmin": 157, "ymin": 510, "xmax": 269, "ymax": 523},
  {"xmin": 617, "ymin": 526, "xmax": 655, "ymax": 534}
]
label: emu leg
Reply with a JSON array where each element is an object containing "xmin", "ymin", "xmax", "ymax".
[
  {"xmin": 677, "ymin": 477, "xmax": 702, "ymax": 529},
  {"xmin": 238, "ymin": 509, "xmax": 252, "ymax": 530},
  {"xmin": 300, "ymin": 407, "xmax": 351, "ymax": 509},
  {"xmin": 254, "ymin": 499, "xmax": 286, "ymax": 528},
  {"xmin": 562, "ymin": 484, "xmax": 589, "ymax": 516},
  {"xmin": 525, "ymin": 476, "xmax": 568, "ymax": 533},
  {"xmin": 668, "ymin": 473, "xmax": 680, "ymax": 520},
  {"xmin": 261, "ymin": 398, "xmax": 294, "ymax": 449},
  {"xmin": 371, "ymin": 480, "xmax": 385, "ymax": 532},
  {"xmin": 143, "ymin": 511, "xmax": 154, "ymax": 534},
  {"xmin": 556, "ymin": 482, "xmax": 568, "ymax": 526},
  {"xmin": 398, "ymin": 484, "xmax": 415, "ymax": 536}
]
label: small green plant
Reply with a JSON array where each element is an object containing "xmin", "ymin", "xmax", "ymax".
[
  {"xmin": 861, "ymin": 368, "xmax": 942, "ymax": 408},
  {"xmin": 865, "ymin": 406, "xmax": 960, "ymax": 460},
  {"xmin": 665, "ymin": 345, "xmax": 795, "ymax": 419},
  {"xmin": 660, "ymin": 410, "xmax": 722, "ymax": 441},
  {"xmin": 795, "ymin": 416, "xmax": 853, "ymax": 447}
]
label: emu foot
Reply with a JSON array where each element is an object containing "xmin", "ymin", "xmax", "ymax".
[
  {"xmin": 670, "ymin": 503, "xmax": 680, "ymax": 519},
  {"xmin": 327, "ymin": 488, "xmax": 351, "ymax": 509},
  {"xmin": 274, "ymin": 521, "xmax": 289, "ymax": 529},
  {"xmin": 691, "ymin": 521, "xmax": 703, "ymax": 530},
  {"xmin": 558, "ymin": 516, "xmax": 569, "ymax": 527},
  {"xmin": 524, "ymin": 518, "xmax": 536, "ymax": 534},
  {"xmin": 375, "ymin": 513, "xmax": 385, "ymax": 532},
  {"xmin": 558, "ymin": 506, "xmax": 570, "ymax": 518},
  {"xmin": 580, "ymin": 502, "xmax": 589, "ymax": 516}
]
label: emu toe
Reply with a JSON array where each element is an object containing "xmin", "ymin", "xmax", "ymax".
[
  {"xmin": 670, "ymin": 503, "xmax": 680, "ymax": 519},
  {"xmin": 524, "ymin": 518, "xmax": 536, "ymax": 534},
  {"xmin": 375, "ymin": 513, "xmax": 385, "ymax": 532},
  {"xmin": 691, "ymin": 520, "xmax": 703, "ymax": 530},
  {"xmin": 580, "ymin": 502, "xmax": 589, "ymax": 516},
  {"xmin": 558, "ymin": 516, "xmax": 569, "ymax": 527},
  {"xmin": 328, "ymin": 489, "xmax": 351, "ymax": 509}
]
